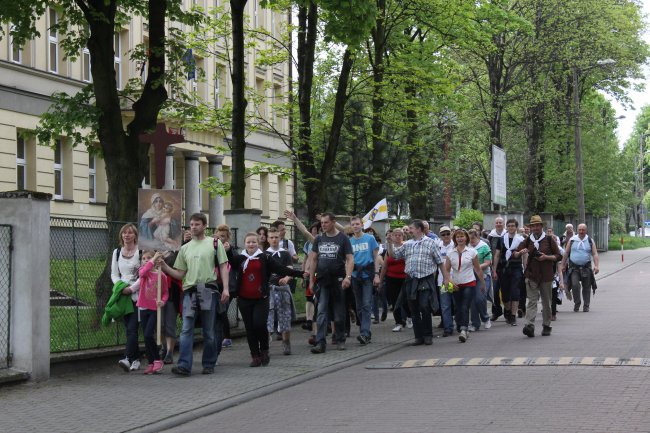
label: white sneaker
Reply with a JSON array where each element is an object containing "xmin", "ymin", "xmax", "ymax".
[
  {"xmin": 392, "ymin": 324, "xmax": 403, "ymax": 332},
  {"xmin": 484, "ymin": 319, "xmax": 492, "ymax": 329},
  {"xmin": 406, "ymin": 318, "xmax": 413, "ymax": 329},
  {"xmin": 129, "ymin": 359, "xmax": 141, "ymax": 371},
  {"xmin": 118, "ymin": 358, "xmax": 130, "ymax": 372},
  {"xmin": 459, "ymin": 330, "xmax": 468, "ymax": 343},
  {"xmin": 468, "ymin": 325, "xmax": 477, "ymax": 332}
]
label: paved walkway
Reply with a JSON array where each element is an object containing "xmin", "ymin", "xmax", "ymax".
[{"xmin": 1, "ymin": 247, "xmax": 648, "ymax": 433}]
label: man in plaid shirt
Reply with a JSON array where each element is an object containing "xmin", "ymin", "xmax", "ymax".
[{"xmin": 388, "ymin": 219, "xmax": 450, "ymax": 346}]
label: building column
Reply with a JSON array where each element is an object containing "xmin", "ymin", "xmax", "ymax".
[
  {"xmin": 164, "ymin": 146, "xmax": 175, "ymax": 190},
  {"xmin": 208, "ymin": 155, "xmax": 225, "ymax": 226},
  {"xmin": 184, "ymin": 151, "xmax": 201, "ymax": 218}
]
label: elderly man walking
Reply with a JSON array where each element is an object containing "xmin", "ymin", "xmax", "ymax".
[
  {"xmin": 561, "ymin": 224, "xmax": 600, "ymax": 312},
  {"xmin": 514, "ymin": 215, "xmax": 562, "ymax": 338}
]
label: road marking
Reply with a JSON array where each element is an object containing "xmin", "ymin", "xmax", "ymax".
[{"xmin": 366, "ymin": 357, "xmax": 650, "ymax": 370}]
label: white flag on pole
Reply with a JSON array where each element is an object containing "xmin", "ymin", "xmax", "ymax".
[{"xmin": 362, "ymin": 198, "xmax": 389, "ymax": 229}]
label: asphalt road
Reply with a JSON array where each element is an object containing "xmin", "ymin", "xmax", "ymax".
[{"xmin": 166, "ymin": 254, "xmax": 650, "ymax": 433}]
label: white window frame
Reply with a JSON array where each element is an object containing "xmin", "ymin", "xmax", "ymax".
[
  {"xmin": 88, "ymin": 154, "xmax": 97, "ymax": 202},
  {"xmin": 82, "ymin": 47, "xmax": 92, "ymax": 82},
  {"xmin": 53, "ymin": 139, "xmax": 63, "ymax": 199},
  {"xmin": 254, "ymin": 0, "xmax": 259, "ymax": 27},
  {"xmin": 16, "ymin": 137, "xmax": 26, "ymax": 190},
  {"xmin": 214, "ymin": 69, "xmax": 221, "ymax": 108},
  {"xmin": 114, "ymin": 33, "xmax": 122, "ymax": 89},
  {"xmin": 48, "ymin": 9, "xmax": 58, "ymax": 73},
  {"xmin": 271, "ymin": 11, "xmax": 276, "ymax": 38},
  {"xmin": 10, "ymin": 25, "xmax": 22, "ymax": 64}
]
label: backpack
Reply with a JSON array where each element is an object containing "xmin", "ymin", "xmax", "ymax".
[{"xmin": 113, "ymin": 247, "xmax": 142, "ymax": 270}]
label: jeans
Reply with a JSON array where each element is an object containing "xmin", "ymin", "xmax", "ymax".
[
  {"xmin": 239, "ymin": 297, "xmax": 270, "ymax": 356},
  {"xmin": 177, "ymin": 291, "xmax": 218, "ymax": 372},
  {"xmin": 372, "ymin": 286, "xmax": 388, "ymax": 319},
  {"xmin": 352, "ymin": 278, "xmax": 373, "ymax": 337},
  {"xmin": 471, "ymin": 275, "xmax": 491, "ymax": 329},
  {"xmin": 407, "ymin": 289, "xmax": 435, "ymax": 340},
  {"xmin": 315, "ymin": 277, "xmax": 347, "ymax": 345},
  {"xmin": 123, "ymin": 303, "xmax": 140, "ymax": 363},
  {"xmin": 453, "ymin": 285, "xmax": 476, "ymax": 331},
  {"xmin": 140, "ymin": 309, "xmax": 159, "ymax": 364},
  {"xmin": 440, "ymin": 291, "xmax": 455, "ymax": 332}
]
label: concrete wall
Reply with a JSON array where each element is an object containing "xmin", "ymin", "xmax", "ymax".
[{"xmin": 0, "ymin": 191, "xmax": 51, "ymax": 381}]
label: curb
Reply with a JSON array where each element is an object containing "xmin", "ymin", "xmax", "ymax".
[
  {"xmin": 595, "ymin": 254, "xmax": 649, "ymax": 282},
  {"xmin": 124, "ymin": 339, "xmax": 413, "ymax": 433}
]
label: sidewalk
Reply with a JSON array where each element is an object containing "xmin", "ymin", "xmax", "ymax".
[{"xmin": 1, "ymin": 248, "xmax": 648, "ymax": 433}]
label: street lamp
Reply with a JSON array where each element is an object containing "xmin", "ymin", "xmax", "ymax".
[{"xmin": 573, "ymin": 59, "xmax": 616, "ymax": 224}]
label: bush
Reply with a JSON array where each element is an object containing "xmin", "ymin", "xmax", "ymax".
[
  {"xmin": 608, "ymin": 234, "xmax": 650, "ymax": 250},
  {"xmin": 453, "ymin": 209, "xmax": 484, "ymax": 230}
]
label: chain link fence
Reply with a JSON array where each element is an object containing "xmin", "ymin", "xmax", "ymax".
[{"xmin": 0, "ymin": 225, "xmax": 12, "ymax": 368}]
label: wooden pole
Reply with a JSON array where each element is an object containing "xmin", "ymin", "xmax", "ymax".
[{"xmin": 156, "ymin": 270, "xmax": 162, "ymax": 346}]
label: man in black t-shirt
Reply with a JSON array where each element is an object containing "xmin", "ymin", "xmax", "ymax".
[{"xmin": 307, "ymin": 213, "xmax": 354, "ymax": 353}]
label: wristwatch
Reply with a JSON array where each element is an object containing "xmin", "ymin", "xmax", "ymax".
[{"xmin": 345, "ymin": 275, "xmax": 351, "ymax": 279}]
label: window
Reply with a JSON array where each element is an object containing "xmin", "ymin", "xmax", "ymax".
[
  {"xmin": 88, "ymin": 154, "xmax": 96, "ymax": 202},
  {"xmin": 82, "ymin": 47, "xmax": 92, "ymax": 82},
  {"xmin": 53, "ymin": 139, "xmax": 63, "ymax": 199},
  {"xmin": 278, "ymin": 177, "xmax": 287, "ymax": 213},
  {"xmin": 261, "ymin": 173, "xmax": 269, "ymax": 216},
  {"xmin": 114, "ymin": 33, "xmax": 122, "ymax": 89},
  {"xmin": 48, "ymin": 9, "xmax": 58, "ymax": 73},
  {"xmin": 272, "ymin": 85, "xmax": 281, "ymax": 128},
  {"xmin": 16, "ymin": 137, "xmax": 26, "ymax": 190},
  {"xmin": 10, "ymin": 26, "xmax": 22, "ymax": 63},
  {"xmin": 254, "ymin": 0, "xmax": 259, "ymax": 27},
  {"xmin": 271, "ymin": 11, "xmax": 276, "ymax": 38},
  {"xmin": 256, "ymin": 78, "xmax": 266, "ymax": 121},
  {"xmin": 214, "ymin": 66, "xmax": 222, "ymax": 108}
]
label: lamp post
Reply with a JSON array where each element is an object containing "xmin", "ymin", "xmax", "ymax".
[{"xmin": 573, "ymin": 59, "xmax": 616, "ymax": 224}]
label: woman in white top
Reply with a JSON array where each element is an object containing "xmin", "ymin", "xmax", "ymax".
[
  {"xmin": 111, "ymin": 223, "xmax": 142, "ymax": 372},
  {"xmin": 443, "ymin": 229, "xmax": 485, "ymax": 343}
]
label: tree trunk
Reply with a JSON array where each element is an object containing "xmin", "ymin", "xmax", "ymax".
[
  {"xmin": 230, "ymin": 0, "xmax": 248, "ymax": 209},
  {"xmin": 524, "ymin": 102, "xmax": 544, "ymax": 213},
  {"xmin": 406, "ymin": 86, "xmax": 428, "ymax": 220}
]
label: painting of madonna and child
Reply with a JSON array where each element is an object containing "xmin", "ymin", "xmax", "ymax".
[{"xmin": 138, "ymin": 189, "xmax": 183, "ymax": 251}]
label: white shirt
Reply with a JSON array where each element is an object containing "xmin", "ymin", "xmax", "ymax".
[
  {"xmin": 436, "ymin": 240, "xmax": 455, "ymax": 286},
  {"xmin": 447, "ymin": 247, "xmax": 478, "ymax": 285}
]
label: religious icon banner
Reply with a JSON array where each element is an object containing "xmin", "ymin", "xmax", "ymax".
[{"xmin": 138, "ymin": 189, "xmax": 183, "ymax": 251}]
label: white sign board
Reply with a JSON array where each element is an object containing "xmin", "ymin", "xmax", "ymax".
[{"xmin": 491, "ymin": 145, "xmax": 507, "ymax": 206}]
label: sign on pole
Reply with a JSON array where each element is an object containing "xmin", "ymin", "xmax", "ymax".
[{"xmin": 491, "ymin": 145, "xmax": 507, "ymax": 207}]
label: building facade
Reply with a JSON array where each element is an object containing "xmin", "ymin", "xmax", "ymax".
[{"xmin": 0, "ymin": 1, "xmax": 293, "ymax": 225}]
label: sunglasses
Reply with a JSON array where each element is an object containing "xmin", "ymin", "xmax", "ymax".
[{"xmin": 440, "ymin": 232, "xmax": 451, "ymax": 236}]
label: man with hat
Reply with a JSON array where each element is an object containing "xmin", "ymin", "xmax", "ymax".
[
  {"xmin": 436, "ymin": 225, "xmax": 456, "ymax": 336},
  {"xmin": 513, "ymin": 215, "xmax": 562, "ymax": 337}
]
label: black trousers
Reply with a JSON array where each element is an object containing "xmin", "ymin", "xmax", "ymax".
[{"xmin": 238, "ymin": 297, "xmax": 270, "ymax": 356}]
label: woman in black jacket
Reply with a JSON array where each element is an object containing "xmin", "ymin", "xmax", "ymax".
[{"xmin": 230, "ymin": 232, "xmax": 304, "ymax": 367}]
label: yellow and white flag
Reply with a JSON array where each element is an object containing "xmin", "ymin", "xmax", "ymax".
[{"xmin": 362, "ymin": 198, "xmax": 389, "ymax": 229}]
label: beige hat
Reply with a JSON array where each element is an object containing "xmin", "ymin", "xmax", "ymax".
[
  {"xmin": 529, "ymin": 215, "xmax": 543, "ymax": 225},
  {"xmin": 439, "ymin": 225, "xmax": 451, "ymax": 233}
]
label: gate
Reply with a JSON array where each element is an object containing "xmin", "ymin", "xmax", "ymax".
[{"xmin": 0, "ymin": 225, "xmax": 12, "ymax": 368}]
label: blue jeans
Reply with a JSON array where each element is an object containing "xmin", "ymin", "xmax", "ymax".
[
  {"xmin": 372, "ymin": 286, "xmax": 388, "ymax": 319},
  {"xmin": 315, "ymin": 278, "xmax": 347, "ymax": 345},
  {"xmin": 352, "ymin": 278, "xmax": 373, "ymax": 337},
  {"xmin": 177, "ymin": 291, "xmax": 218, "ymax": 372},
  {"xmin": 453, "ymin": 285, "xmax": 475, "ymax": 331},
  {"xmin": 440, "ymin": 291, "xmax": 455, "ymax": 332},
  {"xmin": 471, "ymin": 275, "xmax": 491, "ymax": 329}
]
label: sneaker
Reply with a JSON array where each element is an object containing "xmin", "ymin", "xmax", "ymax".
[
  {"xmin": 392, "ymin": 324, "xmax": 403, "ymax": 332},
  {"xmin": 222, "ymin": 338, "xmax": 233, "ymax": 348},
  {"xmin": 357, "ymin": 335, "xmax": 371, "ymax": 345},
  {"xmin": 468, "ymin": 325, "xmax": 477, "ymax": 332},
  {"xmin": 406, "ymin": 318, "xmax": 413, "ymax": 329},
  {"xmin": 583, "ymin": 306, "xmax": 589, "ymax": 312},
  {"xmin": 163, "ymin": 351, "xmax": 174, "ymax": 365},
  {"xmin": 143, "ymin": 364, "xmax": 155, "ymax": 375},
  {"xmin": 337, "ymin": 342, "xmax": 346, "ymax": 351},
  {"xmin": 171, "ymin": 366, "xmax": 191, "ymax": 376},
  {"xmin": 282, "ymin": 341, "xmax": 291, "ymax": 355},
  {"xmin": 490, "ymin": 313, "xmax": 501, "ymax": 322},
  {"xmin": 510, "ymin": 317, "xmax": 517, "ymax": 326},
  {"xmin": 484, "ymin": 319, "xmax": 492, "ymax": 329},
  {"xmin": 311, "ymin": 343, "xmax": 326, "ymax": 354},
  {"xmin": 541, "ymin": 325, "xmax": 552, "ymax": 336},
  {"xmin": 153, "ymin": 360, "xmax": 164, "ymax": 373},
  {"xmin": 574, "ymin": 305, "xmax": 580, "ymax": 312},
  {"xmin": 202, "ymin": 367, "xmax": 214, "ymax": 374},
  {"xmin": 372, "ymin": 318, "xmax": 380, "ymax": 325},
  {"xmin": 129, "ymin": 359, "xmax": 141, "ymax": 372},
  {"xmin": 301, "ymin": 321, "xmax": 312, "ymax": 331},
  {"xmin": 381, "ymin": 310, "xmax": 387, "ymax": 322},
  {"xmin": 523, "ymin": 324, "xmax": 535, "ymax": 338},
  {"xmin": 118, "ymin": 358, "xmax": 131, "ymax": 372},
  {"xmin": 459, "ymin": 330, "xmax": 468, "ymax": 343}
]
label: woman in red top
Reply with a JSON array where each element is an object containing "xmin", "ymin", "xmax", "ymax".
[
  {"xmin": 230, "ymin": 233, "xmax": 304, "ymax": 367},
  {"xmin": 380, "ymin": 229, "xmax": 411, "ymax": 332}
]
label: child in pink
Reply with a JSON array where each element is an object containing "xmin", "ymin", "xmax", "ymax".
[{"xmin": 137, "ymin": 251, "xmax": 170, "ymax": 374}]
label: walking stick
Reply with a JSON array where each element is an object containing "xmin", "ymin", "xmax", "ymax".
[{"xmin": 157, "ymin": 270, "xmax": 162, "ymax": 346}]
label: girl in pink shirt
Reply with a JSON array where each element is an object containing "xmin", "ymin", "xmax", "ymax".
[{"xmin": 137, "ymin": 251, "xmax": 170, "ymax": 374}]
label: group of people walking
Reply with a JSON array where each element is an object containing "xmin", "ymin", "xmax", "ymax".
[{"xmin": 106, "ymin": 211, "xmax": 599, "ymax": 376}]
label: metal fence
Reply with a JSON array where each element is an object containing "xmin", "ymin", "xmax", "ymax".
[
  {"xmin": 0, "ymin": 225, "xmax": 12, "ymax": 368},
  {"xmin": 553, "ymin": 215, "xmax": 609, "ymax": 251}
]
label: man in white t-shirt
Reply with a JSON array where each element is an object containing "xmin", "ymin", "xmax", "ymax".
[{"xmin": 436, "ymin": 226, "xmax": 456, "ymax": 337}]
